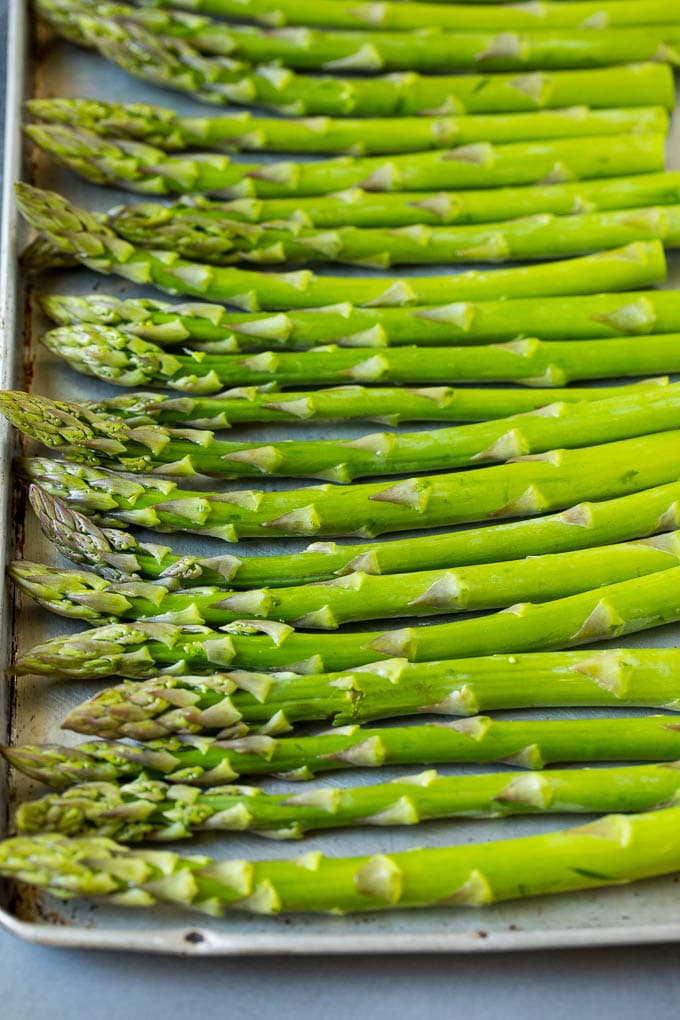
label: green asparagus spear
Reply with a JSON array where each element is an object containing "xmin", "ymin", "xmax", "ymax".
[
  {"xmin": 38, "ymin": 291, "xmax": 680, "ymax": 348},
  {"xmin": 60, "ymin": 649, "xmax": 680, "ymax": 740},
  {"xmin": 14, "ymin": 567, "xmax": 680, "ymax": 677},
  {"xmin": 142, "ymin": 0, "xmax": 680, "ymax": 32},
  {"xmin": 7, "ymin": 810, "xmax": 680, "ymax": 913},
  {"xmin": 17, "ymin": 186, "xmax": 667, "ymax": 308},
  {"xmin": 32, "ymin": 11, "xmax": 677, "ymax": 117},
  {"xmin": 30, "ymin": 0, "xmax": 680, "ymax": 72},
  {"xmin": 29, "ymin": 477, "xmax": 680, "ymax": 590},
  {"xmin": 27, "ymin": 98, "xmax": 671, "ymax": 156},
  {"xmin": 26, "ymin": 124, "xmax": 666, "ymax": 198},
  {"xmin": 100, "ymin": 205, "xmax": 680, "ymax": 268},
  {"xmin": 9, "ymin": 714, "xmax": 680, "ymax": 789},
  {"xmin": 105, "ymin": 175, "xmax": 680, "ymax": 234},
  {"xmin": 30, "ymin": 172, "xmax": 680, "ymax": 269},
  {"xmin": 6, "ymin": 385, "xmax": 680, "ymax": 482},
  {"xmin": 41, "ymin": 325, "xmax": 680, "ymax": 391},
  {"xmin": 22, "ymin": 429, "xmax": 680, "ymax": 542},
  {"xmin": 84, "ymin": 381, "xmax": 670, "ymax": 429},
  {"xmin": 14, "ymin": 528, "xmax": 680, "ymax": 629},
  {"xmin": 16, "ymin": 763, "xmax": 680, "ymax": 842}
]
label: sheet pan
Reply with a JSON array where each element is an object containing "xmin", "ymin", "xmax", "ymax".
[{"xmin": 2, "ymin": 0, "xmax": 680, "ymax": 953}]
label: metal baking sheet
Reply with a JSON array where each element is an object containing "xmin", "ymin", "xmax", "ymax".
[{"xmin": 2, "ymin": 0, "xmax": 680, "ymax": 953}]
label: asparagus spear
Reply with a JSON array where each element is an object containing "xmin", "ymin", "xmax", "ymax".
[
  {"xmin": 30, "ymin": 172, "xmax": 680, "ymax": 270},
  {"xmin": 32, "ymin": 12, "xmax": 676, "ymax": 117},
  {"xmin": 17, "ymin": 186, "xmax": 667, "ymax": 308},
  {"xmin": 60, "ymin": 649, "xmax": 680, "ymax": 740},
  {"xmin": 14, "ymin": 567, "xmax": 680, "ymax": 677},
  {"xmin": 39, "ymin": 291, "xmax": 680, "ymax": 348},
  {"xmin": 143, "ymin": 0, "xmax": 680, "ymax": 32},
  {"xmin": 27, "ymin": 98, "xmax": 671, "ymax": 155},
  {"xmin": 7, "ymin": 809, "xmax": 680, "ymax": 913},
  {"xmin": 14, "ymin": 527, "xmax": 680, "ymax": 629},
  {"xmin": 27, "ymin": 124, "xmax": 666, "ymax": 198},
  {"xmin": 30, "ymin": 478, "xmax": 680, "ymax": 590},
  {"xmin": 41, "ymin": 325, "xmax": 680, "ymax": 391},
  {"xmin": 9, "ymin": 714, "xmax": 680, "ymax": 788},
  {"xmin": 31, "ymin": 0, "xmax": 680, "ymax": 72},
  {"xmin": 17, "ymin": 764, "xmax": 680, "ymax": 842},
  {"xmin": 6, "ymin": 385, "xmax": 680, "ymax": 482},
  {"xmin": 106, "ymin": 174, "xmax": 680, "ymax": 232},
  {"xmin": 85, "ymin": 381, "xmax": 670, "ymax": 429},
  {"xmin": 100, "ymin": 205, "xmax": 680, "ymax": 268},
  {"xmin": 22, "ymin": 429, "xmax": 680, "ymax": 542}
]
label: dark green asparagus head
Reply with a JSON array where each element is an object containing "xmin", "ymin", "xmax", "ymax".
[
  {"xmin": 0, "ymin": 390, "xmax": 130, "ymax": 452},
  {"xmin": 0, "ymin": 831, "xmax": 216, "ymax": 908},
  {"xmin": 41, "ymin": 323, "xmax": 182, "ymax": 387},
  {"xmin": 15, "ymin": 181, "xmax": 104, "ymax": 238},
  {"xmin": 15, "ymin": 778, "xmax": 212, "ymax": 842},
  {"xmin": 28, "ymin": 485, "xmax": 146, "ymax": 579},
  {"xmin": 12, "ymin": 619, "xmax": 194, "ymax": 679},
  {"xmin": 0, "ymin": 833, "xmax": 138, "ymax": 899}
]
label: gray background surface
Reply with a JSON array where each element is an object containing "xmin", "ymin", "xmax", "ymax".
[{"xmin": 3, "ymin": 6, "xmax": 680, "ymax": 1018}]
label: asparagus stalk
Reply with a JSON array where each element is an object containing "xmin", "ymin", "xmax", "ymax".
[
  {"xmin": 7, "ymin": 810, "xmax": 680, "ymax": 913},
  {"xmin": 61, "ymin": 649, "xmax": 680, "ymax": 741},
  {"xmin": 22, "ymin": 429, "xmax": 680, "ymax": 542},
  {"xmin": 39, "ymin": 291, "xmax": 680, "ymax": 348},
  {"xmin": 27, "ymin": 98, "xmax": 671, "ymax": 156},
  {"xmin": 30, "ymin": 170, "xmax": 680, "ymax": 278},
  {"xmin": 31, "ymin": 0, "xmax": 680, "ymax": 72},
  {"xmin": 143, "ymin": 0, "xmax": 680, "ymax": 32},
  {"xmin": 14, "ymin": 526, "xmax": 680, "ymax": 629},
  {"xmin": 100, "ymin": 205, "xmax": 680, "ymax": 268},
  {"xmin": 30, "ymin": 172, "xmax": 680, "ymax": 270},
  {"xmin": 29, "ymin": 478, "xmax": 680, "ymax": 590},
  {"xmin": 17, "ymin": 763, "xmax": 680, "ymax": 842},
  {"xmin": 9, "ymin": 714, "xmax": 680, "ymax": 789},
  {"xmin": 31, "ymin": 11, "xmax": 677, "ymax": 117},
  {"xmin": 17, "ymin": 186, "xmax": 667, "ymax": 308},
  {"xmin": 26, "ymin": 124, "xmax": 666, "ymax": 198},
  {"xmin": 84, "ymin": 381, "xmax": 670, "ymax": 429},
  {"xmin": 41, "ymin": 324, "xmax": 680, "ymax": 391},
  {"xmin": 105, "ymin": 174, "xmax": 680, "ymax": 233},
  {"xmin": 14, "ymin": 567, "xmax": 680, "ymax": 677},
  {"xmin": 6, "ymin": 385, "xmax": 680, "ymax": 482}
]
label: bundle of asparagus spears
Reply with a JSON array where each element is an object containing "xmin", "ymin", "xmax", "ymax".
[{"xmin": 7, "ymin": 0, "xmax": 680, "ymax": 926}]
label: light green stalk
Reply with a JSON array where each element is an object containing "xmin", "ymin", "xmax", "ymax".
[
  {"xmin": 142, "ymin": 0, "xmax": 680, "ymax": 31},
  {"xmin": 99, "ymin": 205, "xmax": 680, "ymax": 268},
  {"xmin": 27, "ymin": 98, "xmax": 671, "ymax": 156},
  {"xmin": 22, "ymin": 429, "xmax": 680, "ymax": 542},
  {"xmin": 38, "ymin": 290, "xmax": 680, "ymax": 349},
  {"xmin": 60, "ymin": 649, "xmax": 680, "ymax": 740},
  {"xmin": 16, "ymin": 763, "xmax": 680, "ymax": 842},
  {"xmin": 6, "ymin": 385, "xmax": 680, "ymax": 484},
  {"xmin": 14, "ymin": 529, "xmax": 680, "ymax": 629},
  {"xmin": 7, "ymin": 812, "xmax": 680, "ymax": 912},
  {"xmin": 17, "ymin": 186, "xmax": 667, "ymax": 309},
  {"xmin": 41, "ymin": 324, "xmax": 680, "ymax": 392},
  {"xmin": 29, "ymin": 478, "xmax": 680, "ymax": 590},
  {"xmin": 29, "ymin": 11, "xmax": 677, "ymax": 117},
  {"xmin": 84, "ymin": 381, "xmax": 670, "ymax": 429},
  {"xmin": 13, "ymin": 567, "xmax": 680, "ymax": 677},
  {"xmin": 29, "ymin": 0, "xmax": 680, "ymax": 71},
  {"xmin": 104, "ymin": 174, "xmax": 680, "ymax": 235},
  {"xmin": 8, "ymin": 714, "xmax": 680, "ymax": 789},
  {"xmin": 26, "ymin": 124, "xmax": 666, "ymax": 198},
  {"xmin": 30, "ymin": 169, "xmax": 680, "ymax": 270}
]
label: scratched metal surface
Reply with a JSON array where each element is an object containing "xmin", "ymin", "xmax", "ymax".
[{"xmin": 1, "ymin": 0, "xmax": 680, "ymax": 953}]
